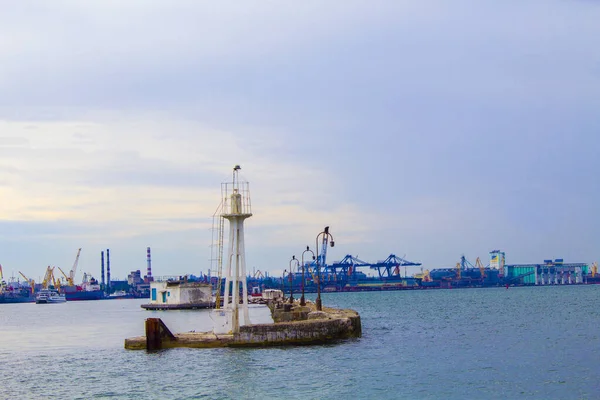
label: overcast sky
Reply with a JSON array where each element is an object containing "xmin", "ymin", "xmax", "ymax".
[{"xmin": 1, "ymin": 0, "xmax": 599, "ymax": 282}]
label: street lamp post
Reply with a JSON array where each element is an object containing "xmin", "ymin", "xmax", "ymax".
[
  {"xmin": 315, "ymin": 226, "xmax": 335, "ymax": 311},
  {"xmin": 289, "ymin": 256, "xmax": 299, "ymax": 304},
  {"xmin": 288, "ymin": 271, "xmax": 294, "ymax": 304},
  {"xmin": 301, "ymin": 246, "xmax": 315, "ymax": 307},
  {"xmin": 282, "ymin": 269, "xmax": 287, "ymax": 297}
]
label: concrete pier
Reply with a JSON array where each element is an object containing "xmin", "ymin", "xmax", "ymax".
[{"xmin": 124, "ymin": 301, "xmax": 361, "ymax": 350}]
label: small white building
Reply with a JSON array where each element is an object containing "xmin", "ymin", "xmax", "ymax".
[
  {"xmin": 142, "ymin": 280, "xmax": 213, "ymax": 310},
  {"xmin": 262, "ymin": 289, "xmax": 283, "ymax": 300}
]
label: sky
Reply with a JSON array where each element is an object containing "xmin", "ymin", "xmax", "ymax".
[{"xmin": 1, "ymin": 0, "xmax": 599, "ymax": 283}]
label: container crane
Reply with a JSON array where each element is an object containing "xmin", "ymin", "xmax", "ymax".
[
  {"xmin": 253, "ymin": 270, "xmax": 264, "ymax": 279},
  {"xmin": 18, "ymin": 271, "xmax": 35, "ymax": 293},
  {"xmin": 52, "ymin": 268, "xmax": 63, "ymax": 291},
  {"xmin": 328, "ymin": 255, "xmax": 371, "ymax": 279},
  {"xmin": 592, "ymin": 262, "xmax": 598, "ymax": 278},
  {"xmin": 370, "ymin": 254, "xmax": 422, "ymax": 279},
  {"xmin": 455, "ymin": 262, "xmax": 461, "ymax": 280}
]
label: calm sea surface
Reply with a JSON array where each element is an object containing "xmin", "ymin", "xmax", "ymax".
[{"xmin": 1, "ymin": 286, "xmax": 599, "ymax": 399}]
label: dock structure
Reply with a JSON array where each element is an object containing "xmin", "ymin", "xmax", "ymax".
[
  {"xmin": 125, "ymin": 166, "xmax": 361, "ymax": 350},
  {"xmin": 141, "ymin": 280, "xmax": 213, "ymax": 310},
  {"xmin": 124, "ymin": 300, "xmax": 361, "ymax": 350}
]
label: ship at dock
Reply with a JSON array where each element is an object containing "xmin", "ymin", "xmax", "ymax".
[
  {"xmin": 0, "ymin": 287, "xmax": 35, "ymax": 303},
  {"xmin": 54, "ymin": 249, "xmax": 105, "ymax": 301},
  {"xmin": 0, "ymin": 265, "xmax": 35, "ymax": 303},
  {"xmin": 60, "ymin": 274, "xmax": 105, "ymax": 301}
]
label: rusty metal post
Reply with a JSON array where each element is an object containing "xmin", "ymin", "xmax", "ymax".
[
  {"xmin": 145, "ymin": 318, "xmax": 176, "ymax": 350},
  {"xmin": 146, "ymin": 318, "xmax": 161, "ymax": 350}
]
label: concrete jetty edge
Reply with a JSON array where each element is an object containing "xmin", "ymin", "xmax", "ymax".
[{"xmin": 124, "ymin": 303, "xmax": 361, "ymax": 350}]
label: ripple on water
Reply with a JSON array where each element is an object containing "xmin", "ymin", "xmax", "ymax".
[{"xmin": 2, "ymin": 288, "xmax": 600, "ymax": 399}]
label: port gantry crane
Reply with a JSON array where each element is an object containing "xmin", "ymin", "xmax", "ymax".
[
  {"xmin": 324, "ymin": 253, "xmax": 422, "ymax": 283},
  {"xmin": 328, "ymin": 255, "xmax": 372, "ymax": 281},
  {"xmin": 370, "ymin": 254, "xmax": 422, "ymax": 279}
]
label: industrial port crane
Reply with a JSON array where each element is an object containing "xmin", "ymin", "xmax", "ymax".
[
  {"xmin": 53, "ymin": 267, "xmax": 63, "ymax": 290},
  {"xmin": 328, "ymin": 255, "xmax": 371, "ymax": 278},
  {"xmin": 0, "ymin": 265, "xmax": 5, "ymax": 292},
  {"xmin": 64, "ymin": 248, "xmax": 81, "ymax": 287},
  {"xmin": 475, "ymin": 257, "xmax": 486, "ymax": 280},
  {"xmin": 18, "ymin": 271, "xmax": 35, "ymax": 293},
  {"xmin": 57, "ymin": 267, "xmax": 70, "ymax": 286},
  {"xmin": 42, "ymin": 266, "xmax": 56, "ymax": 289},
  {"xmin": 253, "ymin": 270, "xmax": 264, "ymax": 279},
  {"xmin": 370, "ymin": 254, "xmax": 422, "ymax": 279}
]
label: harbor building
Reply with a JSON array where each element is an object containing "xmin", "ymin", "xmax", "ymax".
[
  {"xmin": 504, "ymin": 259, "xmax": 589, "ymax": 285},
  {"xmin": 142, "ymin": 280, "xmax": 212, "ymax": 309},
  {"xmin": 489, "ymin": 250, "xmax": 506, "ymax": 276}
]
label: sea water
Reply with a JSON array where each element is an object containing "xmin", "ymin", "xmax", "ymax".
[{"xmin": 1, "ymin": 285, "xmax": 599, "ymax": 399}]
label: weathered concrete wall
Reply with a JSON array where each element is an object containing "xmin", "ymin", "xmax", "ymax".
[
  {"xmin": 181, "ymin": 284, "xmax": 212, "ymax": 304},
  {"xmin": 232, "ymin": 308, "xmax": 361, "ymax": 346},
  {"xmin": 272, "ymin": 306, "xmax": 310, "ymax": 322}
]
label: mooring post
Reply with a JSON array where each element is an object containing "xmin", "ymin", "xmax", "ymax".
[
  {"xmin": 146, "ymin": 318, "xmax": 161, "ymax": 350},
  {"xmin": 145, "ymin": 318, "xmax": 176, "ymax": 350}
]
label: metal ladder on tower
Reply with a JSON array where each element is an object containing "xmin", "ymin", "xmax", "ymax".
[{"xmin": 211, "ymin": 202, "xmax": 225, "ymax": 309}]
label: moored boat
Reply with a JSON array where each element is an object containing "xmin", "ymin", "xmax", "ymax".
[
  {"xmin": 36, "ymin": 289, "xmax": 66, "ymax": 304},
  {"xmin": 0, "ymin": 290, "xmax": 35, "ymax": 303},
  {"xmin": 107, "ymin": 290, "xmax": 133, "ymax": 299}
]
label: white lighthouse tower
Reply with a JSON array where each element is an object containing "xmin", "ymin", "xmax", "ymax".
[{"xmin": 213, "ymin": 165, "xmax": 252, "ymax": 334}]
